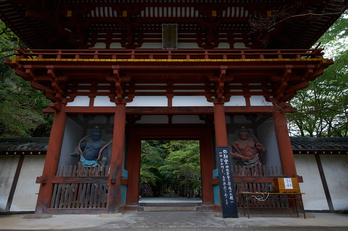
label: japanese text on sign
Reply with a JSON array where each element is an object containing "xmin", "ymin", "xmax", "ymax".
[
  {"xmin": 216, "ymin": 146, "xmax": 238, "ymax": 218},
  {"xmin": 162, "ymin": 24, "xmax": 178, "ymax": 49},
  {"xmin": 284, "ymin": 178, "xmax": 294, "ymax": 189},
  {"xmin": 218, "ymin": 148, "xmax": 235, "ymax": 205}
]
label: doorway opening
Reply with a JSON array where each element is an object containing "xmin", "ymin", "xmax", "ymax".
[{"xmin": 139, "ymin": 140, "xmax": 202, "ymax": 204}]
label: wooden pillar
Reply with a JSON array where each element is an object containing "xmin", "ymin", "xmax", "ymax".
[
  {"xmin": 214, "ymin": 103, "xmax": 228, "ymax": 146},
  {"xmin": 273, "ymin": 109, "xmax": 297, "ymax": 177},
  {"xmin": 126, "ymin": 135, "xmax": 141, "ymax": 205},
  {"xmin": 35, "ymin": 106, "xmax": 66, "ymax": 214},
  {"xmin": 200, "ymin": 133, "xmax": 214, "ymax": 205},
  {"xmin": 213, "ymin": 102, "xmax": 227, "ymax": 208},
  {"xmin": 106, "ymin": 103, "xmax": 126, "ymax": 213}
]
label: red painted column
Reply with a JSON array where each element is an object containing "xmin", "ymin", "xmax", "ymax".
[
  {"xmin": 200, "ymin": 133, "xmax": 214, "ymax": 205},
  {"xmin": 106, "ymin": 103, "xmax": 126, "ymax": 213},
  {"xmin": 126, "ymin": 135, "xmax": 141, "ymax": 205},
  {"xmin": 273, "ymin": 109, "xmax": 297, "ymax": 177},
  {"xmin": 214, "ymin": 103, "xmax": 228, "ymax": 146},
  {"xmin": 35, "ymin": 106, "xmax": 66, "ymax": 214}
]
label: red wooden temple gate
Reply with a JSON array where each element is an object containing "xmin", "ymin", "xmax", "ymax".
[{"xmin": 1, "ymin": 0, "xmax": 345, "ymax": 215}]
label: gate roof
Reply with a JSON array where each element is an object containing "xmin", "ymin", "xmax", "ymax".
[
  {"xmin": 0, "ymin": 0, "xmax": 346, "ymax": 49},
  {"xmin": 1, "ymin": 137, "xmax": 348, "ymax": 155}
]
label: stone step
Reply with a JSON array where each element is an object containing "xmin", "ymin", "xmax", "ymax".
[
  {"xmin": 138, "ymin": 202, "xmax": 203, "ymax": 212},
  {"xmin": 138, "ymin": 202, "xmax": 202, "ymax": 207},
  {"xmin": 138, "ymin": 205, "xmax": 203, "ymax": 212}
]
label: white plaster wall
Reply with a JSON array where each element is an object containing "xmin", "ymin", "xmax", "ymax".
[
  {"xmin": 320, "ymin": 155, "xmax": 348, "ymax": 211},
  {"xmin": 59, "ymin": 117, "xmax": 84, "ymax": 167},
  {"xmin": 217, "ymin": 42, "xmax": 230, "ymax": 49},
  {"xmin": 140, "ymin": 43, "xmax": 163, "ymax": 49},
  {"xmin": 93, "ymin": 43, "xmax": 106, "ymax": 49},
  {"xmin": 172, "ymin": 96, "xmax": 213, "ymax": 107},
  {"xmin": 94, "ymin": 96, "xmax": 115, "ymax": 107},
  {"xmin": 0, "ymin": 156, "xmax": 19, "ymax": 212},
  {"xmin": 66, "ymin": 96, "xmax": 90, "ymax": 107},
  {"xmin": 109, "ymin": 43, "xmax": 123, "ymax": 49},
  {"xmin": 127, "ymin": 96, "xmax": 167, "ymax": 107},
  {"xmin": 294, "ymin": 155, "xmax": 329, "ymax": 210},
  {"xmin": 10, "ymin": 155, "xmax": 45, "ymax": 212},
  {"xmin": 250, "ymin": 96, "xmax": 273, "ymax": 106},
  {"xmin": 224, "ymin": 96, "xmax": 246, "ymax": 106},
  {"xmin": 234, "ymin": 43, "xmax": 247, "ymax": 49},
  {"xmin": 257, "ymin": 117, "xmax": 281, "ymax": 167},
  {"xmin": 176, "ymin": 42, "xmax": 199, "ymax": 49}
]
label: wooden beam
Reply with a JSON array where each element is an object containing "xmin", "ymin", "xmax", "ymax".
[
  {"xmin": 5, "ymin": 155, "xmax": 25, "ymax": 212},
  {"xmin": 51, "ymin": 177, "xmax": 108, "ymax": 184},
  {"xmin": 315, "ymin": 154, "xmax": 334, "ymax": 211}
]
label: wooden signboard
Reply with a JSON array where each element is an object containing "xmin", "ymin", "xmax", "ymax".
[
  {"xmin": 162, "ymin": 24, "xmax": 178, "ymax": 49},
  {"xmin": 273, "ymin": 178, "xmax": 300, "ymax": 193},
  {"xmin": 216, "ymin": 146, "xmax": 238, "ymax": 218}
]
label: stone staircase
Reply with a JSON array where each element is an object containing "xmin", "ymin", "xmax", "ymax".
[{"xmin": 138, "ymin": 198, "xmax": 203, "ymax": 212}]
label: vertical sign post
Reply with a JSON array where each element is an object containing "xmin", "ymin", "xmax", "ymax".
[
  {"xmin": 162, "ymin": 24, "xmax": 178, "ymax": 49},
  {"xmin": 216, "ymin": 146, "xmax": 238, "ymax": 218}
]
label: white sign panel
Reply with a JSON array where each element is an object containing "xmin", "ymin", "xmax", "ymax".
[{"xmin": 284, "ymin": 178, "xmax": 293, "ymax": 189}]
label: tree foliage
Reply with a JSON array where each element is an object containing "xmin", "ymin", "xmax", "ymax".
[
  {"xmin": 0, "ymin": 20, "xmax": 52, "ymax": 137},
  {"xmin": 160, "ymin": 140, "xmax": 201, "ymax": 197},
  {"xmin": 140, "ymin": 140, "xmax": 201, "ymax": 197},
  {"xmin": 287, "ymin": 14, "xmax": 348, "ymax": 137},
  {"xmin": 140, "ymin": 140, "xmax": 167, "ymax": 187}
]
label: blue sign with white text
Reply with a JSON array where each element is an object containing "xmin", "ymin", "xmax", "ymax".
[{"xmin": 216, "ymin": 146, "xmax": 238, "ymax": 218}]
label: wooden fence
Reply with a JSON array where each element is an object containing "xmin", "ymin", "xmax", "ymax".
[
  {"xmin": 230, "ymin": 165, "xmax": 289, "ymax": 208},
  {"xmin": 232, "ymin": 165, "xmax": 283, "ymax": 177},
  {"xmin": 234, "ymin": 182, "xmax": 289, "ymax": 209},
  {"xmin": 50, "ymin": 163, "xmax": 109, "ymax": 209}
]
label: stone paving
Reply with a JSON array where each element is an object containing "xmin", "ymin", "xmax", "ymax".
[{"xmin": 0, "ymin": 211, "xmax": 347, "ymax": 231}]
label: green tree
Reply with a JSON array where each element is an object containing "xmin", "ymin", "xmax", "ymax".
[
  {"xmin": 140, "ymin": 140, "xmax": 202, "ymax": 197},
  {"xmin": 140, "ymin": 140, "xmax": 168, "ymax": 196},
  {"xmin": 0, "ymin": 20, "xmax": 52, "ymax": 137},
  {"xmin": 287, "ymin": 14, "xmax": 348, "ymax": 137},
  {"xmin": 160, "ymin": 140, "xmax": 201, "ymax": 197}
]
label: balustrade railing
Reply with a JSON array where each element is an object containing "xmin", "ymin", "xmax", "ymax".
[{"xmin": 15, "ymin": 48, "xmax": 323, "ymax": 61}]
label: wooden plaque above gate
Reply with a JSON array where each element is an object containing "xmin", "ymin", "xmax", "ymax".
[{"xmin": 162, "ymin": 24, "xmax": 178, "ymax": 49}]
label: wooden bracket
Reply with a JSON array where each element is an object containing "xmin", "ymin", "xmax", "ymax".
[
  {"xmin": 36, "ymin": 176, "xmax": 47, "ymax": 184},
  {"xmin": 49, "ymin": 103, "xmax": 62, "ymax": 112},
  {"xmin": 215, "ymin": 66, "xmax": 228, "ymax": 102},
  {"xmin": 24, "ymin": 65, "xmax": 35, "ymax": 79},
  {"xmin": 275, "ymin": 65, "xmax": 292, "ymax": 101},
  {"xmin": 47, "ymin": 66, "xmax": 65, "ymax": 102}
]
